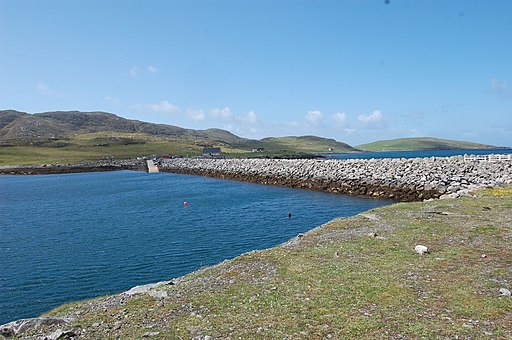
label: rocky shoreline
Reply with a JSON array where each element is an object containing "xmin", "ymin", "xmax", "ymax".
[
  {"xmin": 0, "ymin": 159, "xmax": 146, "ymax": 175},
  {"xmin": 1, "ymin": 155, "xmax": 511, "ymax": 201},
  {"xmin": 159, "ymin": 156, "xmax": 512, "ymax": 201}
]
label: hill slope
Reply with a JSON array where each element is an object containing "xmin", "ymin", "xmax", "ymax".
[
  {"xmin": 357, "ymin": 137, "xmax": 498, "ymax": 152},
  {"xmin": 0, "ymin": 111, "xmax": 360, "ymax": 164},
  {"xmin": 234, "ymin": 135, "xmax": 358, "ymax": 154},
  {"xmin": 0, "ymin": 110, "xmax": 247, "ymax": 145}
]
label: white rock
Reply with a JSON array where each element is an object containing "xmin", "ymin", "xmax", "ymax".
[
  {"xmin": 499, "ymin": 288, "xmax": 511, "ymax": 296},
  {"xmin": 414, "ymin": 245, "xmax": 429, "ymax": 255}
]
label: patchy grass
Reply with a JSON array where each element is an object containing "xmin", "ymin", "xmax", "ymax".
[
  {"xmin": 10, "ymin": 186, "xmax": 512, "ymax": 339},
  {"xmin": 0, "ymin": 132, "xmax": 336, "ymax": 166},
  {"xmin": 0, "ymin": 132, "xmax": 207, "ymax": 165}
]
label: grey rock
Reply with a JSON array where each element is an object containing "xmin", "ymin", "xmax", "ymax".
[
  {"xmin": 143, "ymin": 331, "xmax": 161, "ymax": 337},
  {"xmin": 0, "ymin": 317, "xmax": 72, "ymax": 336},
  {"xmin": 499, "ymin": 288, "xmax": 511, "ymax": 296}
]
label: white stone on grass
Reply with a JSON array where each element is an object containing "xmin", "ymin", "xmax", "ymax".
[{"xmin": 414, "ymin": 245, "xmax": 429, "ymax": 255}]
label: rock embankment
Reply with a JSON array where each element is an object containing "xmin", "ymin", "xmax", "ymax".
[
  {"xmin": 159, "ymin": 156, "xmax": 512, "ymax": 201},
  {"xmin": 0, "ymin": 159, "xmax": 146, "ymax": 175}
]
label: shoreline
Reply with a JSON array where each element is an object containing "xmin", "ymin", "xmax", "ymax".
[
  {"xmin": 159, "ymin": 156, "xmax": 512, "ymax": 201},
  {"xmin": 2, "ymin": 155, "xmax": 512, "ymax": 202},
  {"xmin": 0, "ymin": 159, "xmax": 146, "ymax": 176},
  {"xmin": 2, "ymin": 185, "xmax": 511, "ymax": 338}
]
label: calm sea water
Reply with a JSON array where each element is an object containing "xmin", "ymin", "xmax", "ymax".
[
  {"xmin": 327, "ymin": 148, "xmax": 512, "ymax": 159},
  {"xmin": 0, "ymin": 170, "xmax": 393, "ymax": 324}
]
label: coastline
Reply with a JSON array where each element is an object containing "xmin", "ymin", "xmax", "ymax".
[
  {"xmin": 0, "ymin": 159, "xmax": 146, "ymax": 176},
  {"xmin": 2, "ymin": 185, "xmax": 511, "ymax": 338},
  {"xmin": 2, "ymin": 155, "xmax": 512, "ymax": 202},
  {"xmin": 158, "ymin": 156, "xmax": 512, "ymax": 201}
]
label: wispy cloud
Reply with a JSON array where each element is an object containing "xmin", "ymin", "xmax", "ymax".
[
  {"xmin": 185, "ymin": 108, "xmax": 206, "ymax": 121},
  {"xmin": 489, "ymin": 78, "xmax": 511, "ymax": 98},
  {"xmin": 35, "ymin": 83, "xmax": 64, "ymax": 97},
  {"xmin": 332, "ymin": 112, "xmax": 349, "ymax": 128},
  {"xmin": 210, "ymin": 107, "xmax": 234, "ymax": 120},
  {"xmin": 305, "ymin": 110, "xmax": 324, "ymax": 125},
  {"xmin": 149, "ymin": 100, "xmax": 180, "ymax": 113},
  {"xmin": 129, "ymin": 65, "xmax": 160, "ymax": 77},
  {"xmin": 358, "ymin": 110, "xmax": 383, "ymax": 124},
  {"xmin": 129, "ymin": 67, "xmax": 138, "ymax": 77},
  {"xmin": 148, "ymin": 65, "xmax": 159, "ymax": 74},
  {"xmin": 104, "ymin": 96, "xmax": 121, "ymax": 104},
  {"xmin": 132, "ymin": 101, "xmax": 260, "ymax": 129}
]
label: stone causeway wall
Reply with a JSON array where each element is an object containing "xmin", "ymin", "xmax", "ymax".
[{"xmin": 159, "ymin": 156, "xmax": 512, "ymax": 201}]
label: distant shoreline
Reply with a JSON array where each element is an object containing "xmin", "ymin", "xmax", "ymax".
[{"xmin": 0, "ymin": 159, "xmax": 146, "ymax": 176}]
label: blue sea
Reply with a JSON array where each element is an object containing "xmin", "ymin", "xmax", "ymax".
[
  {"xmin": 327, "ymin": 148, "xmax": 512, "ymax": 160},
  {"xmin": 0, "ymin": 170, "xmax": 393, "ymax": 324}
]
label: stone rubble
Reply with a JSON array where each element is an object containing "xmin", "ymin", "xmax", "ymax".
[{"xmin": 159, "ymin": 156, "xmax": 512, "ymax": 201}]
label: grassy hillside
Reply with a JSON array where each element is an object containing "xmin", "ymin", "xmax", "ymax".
[
  {"xmin": 0, "ymin": 110, "xmax": 247, "ymax": 145},
  {"xmin": 357, "ymin": 137, "xmax": 498, "ymax": 152},
  {"xmin": 0, "ymin": 111, "xmax": 360, "ymax": 165},
  {"xmin": 234, "ymin": 136, "xmax": 358, "ymax": 154},
  {"xmin": 0, "ymin": 132, "xmax": 357, "ymax": 166},
  {"xmin": 0, "ymin": 132, "xmax": 206, "ymax": 165},
  {"xmin": 19, "ymin": 186, "xmax": 512, "ymax": 338}
]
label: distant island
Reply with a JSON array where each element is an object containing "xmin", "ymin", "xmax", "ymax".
[
  {"xmin": 0, "ymin": 110, "xmax": 502, "ymax": 166},
  {"xmin": 357, "ymin": 137, "xmax": 499, "ymax": 152}
]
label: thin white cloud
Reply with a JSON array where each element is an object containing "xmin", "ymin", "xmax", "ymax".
[
  {"xmin": 148, "ymin": 65, "xmax": 159, "ymax": 74},
  {"xmin": 332, "ymin": 112, "xmax": 349, "ymax": 127},
  {"xmin": 358, "ymin": 110, "xmax": 383, "ymax": 123},
  {"xmin": 129, "ymin": 67, "xmax": 138, "ymax": 77},
  {"xmin": 104, "ymin": 96, "xmax": 121, "ymax": 104},
  {"xmin": 35, "ymin": 83, "xmax": 64, "ymax": 97},
  {"xmin": 489, "ymin": 78, "xmax": 511, "ymax": 98},
  {"xmin": 132, "ymin": 101, "xmax": 259, "ymax": 129},
  {"xmin": 306, "ymin": 110, "xmax": 324, "ymax": 124},
  {"xmin": 186, "ymin": 108, "xmax": 206, "ymax": 121},
  {"xmin": 149, "ymin": 100, "xmax": 181, "ymax": 113},
  {"xmin": 210, "ymin": 107, "xmax": 235, "ymax": 120},
  {"xmin": 241, "ymin": 111, "xmax": 258, "ymax": 124}
]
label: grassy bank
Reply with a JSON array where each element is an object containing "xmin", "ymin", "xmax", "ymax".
[{"xmin": 8, "ymin": 187, "xmax": 512, "ymax": 339}]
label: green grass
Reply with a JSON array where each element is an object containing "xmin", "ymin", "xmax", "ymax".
[
  {"xmin": 357, "ymin": 137, "xmax": 498, "ymax": 152},
  {"xmin": 0, "ymin": 132, "xmax": 354, "ymax": 166},
  {"xmin": 26, "ymin": 186, "xmax": 512, "ymax": 339},
  {"xmin": 0, "ymin": 132, "xmax": 208, "ymax": 165},
  {"xmin": 254, "ymin": 136, "xmax": 357, "ymax": 154}
]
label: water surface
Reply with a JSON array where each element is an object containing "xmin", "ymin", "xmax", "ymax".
[
  {"xmin": 327, "ymin": 148, "xmax": 512, "ymax": 160},
  {"xmin": 0, "ymin": 170, "xmax": 393, "ymax": 324}
]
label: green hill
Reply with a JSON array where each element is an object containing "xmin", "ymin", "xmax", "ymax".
[
  {"xmin": 357, "ymin": 137, "xmax": 498, "ymax": 152},
  {"xmin": 0, "ymin": 110, "xmax": 247, "ymax": 145},
  {"xmin": 0, "ymin": 110, "xmax": 357, "ymax": 165},
  {"xmin": 234, "ymin": 135, "xmax": 358, "ymax": 154}
]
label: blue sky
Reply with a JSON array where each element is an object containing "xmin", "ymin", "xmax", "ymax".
[{"xmin": 1, "ymin": 0, "xmax": 511, "ymax": 146}]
